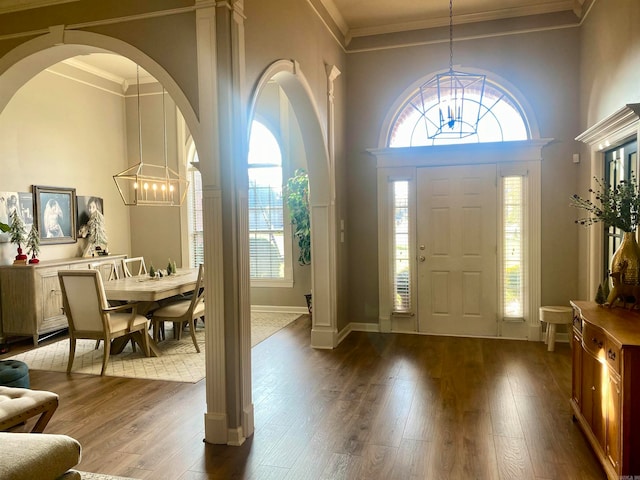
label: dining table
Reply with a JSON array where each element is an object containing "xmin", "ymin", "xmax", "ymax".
[{"xmin": 102, "ymin": 268, "xmax": 200, "ymax": 356}]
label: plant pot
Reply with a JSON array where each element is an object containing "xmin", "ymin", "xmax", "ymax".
[{"xmin": 304, "ymin": 293, "xmax": 312, "ymax": 316}]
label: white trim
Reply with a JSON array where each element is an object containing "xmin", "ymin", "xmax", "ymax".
[
  {"xmin": 576, "ymin": 104, "xmax": 640, "ymax": 300},
  {"xmin": 372, "ymin": 139, "xmax": 549, "ymax": 341}
]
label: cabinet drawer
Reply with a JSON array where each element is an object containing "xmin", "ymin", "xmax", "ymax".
[
  {"xmin": 583, "ymin": 323, "xmax": 606, "ymax": 358},
  {"xmin": 605, "ymin": 340, "xmax": 621, "ymax": 375}
]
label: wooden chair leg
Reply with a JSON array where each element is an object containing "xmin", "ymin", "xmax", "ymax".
[
  {"xmin": 67, "ymin": 338, "xmax": 77, "ymax": 373},
  {"xmin": 188, "ymin": 319, "xmax": 200, "ymax": 353},
  {"xmin": 101, "ymin": 338, "xmax": 111, "ymax": 375}
]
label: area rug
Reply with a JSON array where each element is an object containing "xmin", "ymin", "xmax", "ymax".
[
  {"xmin": 7, "ymin": 312, "xmax": 301, "ymax": 383},
  {"xmin": 76, "ymin": 471, "xmax": 139, "ymax": 480}
]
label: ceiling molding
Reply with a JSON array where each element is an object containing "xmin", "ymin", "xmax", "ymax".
[
  {"xmin": 317, "ymin": 0, "xmax": 348, "ymax": 36},
  {"xmin": 349, "ymin": 1, "xmax": 577, "ymax": 39},
  {"xmin": 0, "ymin": 0, "xmax": 78, "ymax": 14}
]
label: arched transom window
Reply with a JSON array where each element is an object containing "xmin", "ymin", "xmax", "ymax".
[{"xmin": 388, "ymin": 78, "xmax": 529, "ymax": 147}]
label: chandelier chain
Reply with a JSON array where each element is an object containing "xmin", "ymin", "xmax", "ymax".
[{"xmin": 449, "ymin": 0, "xmax": 453, "ymax": 71}]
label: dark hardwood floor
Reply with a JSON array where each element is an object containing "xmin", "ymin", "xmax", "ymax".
[{"xmin": 2, "ymin": 317, "xmax": 605, "ymax": 479}]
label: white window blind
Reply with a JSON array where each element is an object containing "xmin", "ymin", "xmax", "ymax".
[
  {"xmin": 248, "ymin": 121, "xmax": 285, "ymax": 279},
  {"xmin": 503, "ymin": 176, "xmax": 524, "ymax": 318},
  {"xmin": 187, "ymin": 163, "xmax": 203, "ymax": 267},
  {"xmin": 392, "ymin": 180, "xmax": 411, "ymax": 311}
]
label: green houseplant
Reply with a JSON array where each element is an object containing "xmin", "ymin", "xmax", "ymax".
[
  {"xmin": 284, "ymin": 169, "xmax": 311, "ymax": 266},
  {"xmin": 284, "ymin": 169, "xmax": 312, "ymax": 314}
]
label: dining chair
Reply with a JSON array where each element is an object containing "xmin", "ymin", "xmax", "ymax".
[
  {"xmin": 122, "ymin": 257, "xmax": 148, "ymax": 277},
  {"xmin": 89, "ymin": 260, "xmax": 127, "ymax": 350},
  {"xmin": 89, "ymin": 260, "xmax": 120, "ymax": 281},
  {"xmin": 58, "ymin": 269, "xmax": 150, "ymax": 375},
  {"xmin": 150, "ymin": 264, "xmax": 204, "ymax": 353}
]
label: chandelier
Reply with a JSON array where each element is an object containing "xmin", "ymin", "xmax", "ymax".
[
  {"xmin": 113, "ymin": 66, "xmax": 188, "ymax": 206},
  {"xmin": 422, "ymin": 0, "xmax": 486, "ymax": 139}
]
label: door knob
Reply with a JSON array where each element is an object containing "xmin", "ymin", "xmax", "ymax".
[{"xmin": 418, "ymin": 255, "xmax": 426, "ymax": 262}]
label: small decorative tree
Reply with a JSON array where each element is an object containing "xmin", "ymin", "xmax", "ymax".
[
  {"xmin": 26, "ymin": 224, "xmax": 40, "ymax": 264},
  {"xmin": 83, "ymin": 210, "xmax": 108, "ymax": 257},
  {"xmin": 9, "ymin": 210, "xmax": 28, "ymax": 264},
  {"xmin": 595, "ymin": 283, "xmax": 606, "ymax": 305}
]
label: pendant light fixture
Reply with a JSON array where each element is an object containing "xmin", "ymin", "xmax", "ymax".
[
  {"xmin": 421, "ymin": 0, "xmax": 486, "ymax": 139},
  {"xmin": 113, "ymin": 65, "xmax": 188, "ymax": 206}
]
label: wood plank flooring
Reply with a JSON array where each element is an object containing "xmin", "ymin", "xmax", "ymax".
[{"xmin": 2, "ymin": 317, "xmax": 606, "ymax": 479}]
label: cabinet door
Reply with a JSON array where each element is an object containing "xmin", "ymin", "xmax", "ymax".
[
  {"xmin": 572, "ymin": 330, "xmax": 582, "ymax": 408},
  {"xmin": 606, "ymin": 374, "xmax": 621, "ymax": 474},
  {"xmin": 39, "ymin": 268, "xmax": 66, "ymax": 321},
  {"xmin": 582, "ymin": 351, "xmax": 606, "ymax": 448}
]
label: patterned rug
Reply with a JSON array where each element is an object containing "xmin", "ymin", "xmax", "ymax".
[
  {"xmin": 7, "ymin": 312, "xmax": 301, "ymax": 383},
  {"xmin": 75, "ymin": 471, "xmax": 139, "ymax": 480}
]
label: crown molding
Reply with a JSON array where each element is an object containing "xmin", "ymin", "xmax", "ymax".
[{"xmin": 0, "ymin": 0, "xmax": 78, "ymax": 14}]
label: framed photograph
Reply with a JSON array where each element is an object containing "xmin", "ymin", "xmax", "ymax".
[
  {"xmin": 0, "ymin": 191, "xmax": 33, "ymax": 243},
  {"xmin": 77, "ymin": 196, "xmax": 104, "ymax": 238},
  {"xmin": 33, "ymin": 185, "xmax": 77, "ymax": 244}
]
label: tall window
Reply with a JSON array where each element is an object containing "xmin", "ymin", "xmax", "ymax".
[
  {"xmin": 503, "ymin": 176, "xmax": 524, "ymax": 318},
  {"xmin": 248, "ymin": 121, "xmax": 285, "ymax": 280},
  {"xmin": 187, "ymin": 151, "xmax": 203, "ymax": 267},
  {"xmin": 392, "ymin": 180, "xmax": 411, "ymax": 312},
  {"xmin": 604, "ymin": 140, "xmax": 638, "ymax": 274}
]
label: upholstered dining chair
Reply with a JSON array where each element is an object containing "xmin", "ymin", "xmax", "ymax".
[
  {"xmin": 58, "ymin": 269, "xmax": 150, "ymax": 375},
  {"xmin": 150, "ymin": 264, "xmax": 204, "ymax": 353},
  {"xmin": 121, "ymin": 257, "xmax": 148, "ymax": 277}
]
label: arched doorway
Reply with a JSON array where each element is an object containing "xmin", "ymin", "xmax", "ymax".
[{"xmin": 249, "ymin": 60, "xmax": 337, "ymax": 348}]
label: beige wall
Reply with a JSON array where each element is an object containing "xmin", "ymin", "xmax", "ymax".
[
  {"xmin": 576, "ymin": 0, "xmax": 640, "ymax": 299},
  {"xmin": 346, "ymin": 27, "xmax": 582, "ymax": 323},
  {"xmin": 0, "ymin": 67, "xmax": 131, "ymax": 264}
]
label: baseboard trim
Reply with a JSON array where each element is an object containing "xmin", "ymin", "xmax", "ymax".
[{"xmin": 250, "ymin": 305, "xmax": 309, "ymax": 315}]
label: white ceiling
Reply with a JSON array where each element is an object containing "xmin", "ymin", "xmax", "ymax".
[{"xmin": 1, "ymin": 0, "xmax": 590, "ymax": 83}]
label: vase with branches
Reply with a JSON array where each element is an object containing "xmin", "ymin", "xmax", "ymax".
[{"xmin": 573, "ymin": 175, "xmax": 640, "ymax": 294}]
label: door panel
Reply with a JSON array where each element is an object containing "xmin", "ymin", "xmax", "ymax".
[{"xmin": 417, "ymin": 164, "xmax": 497, "ymax": 336}]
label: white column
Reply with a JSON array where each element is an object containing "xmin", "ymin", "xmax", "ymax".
[
  {"xmin": 310, "ymin": 65, "xmax": 341, "ymax": 348},
  {"xmin": 195, "ymin": 1, "xmax": 229, "ymax": 444}
]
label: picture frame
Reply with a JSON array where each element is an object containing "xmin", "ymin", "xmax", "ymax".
[
  {"xmin": 33, "ymin": 185, "xmax": 77, "ymax": 244},
  {"xmin": 0, "ymin": 191, "xmax": 33, "ymax": 243},
  {"xmin": 76, "ymin": 196, "xmax": 104, "ymax": 238}
]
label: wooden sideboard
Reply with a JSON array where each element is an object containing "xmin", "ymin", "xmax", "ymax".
[
  {"xmin": 570, "ymin": 300, "xmax": 640, "ymax": 479},
  {"xmin": 0, "ymin": 255, "xmax": 126, "ymax": 344}
]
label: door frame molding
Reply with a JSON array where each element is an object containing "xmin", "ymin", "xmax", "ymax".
[{"xmin": 370, "ymin": 139, "xmax": 552, "ymax": 340}]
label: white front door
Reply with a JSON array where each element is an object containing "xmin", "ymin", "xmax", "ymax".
[{"xmin": 416, "ymin": 164, "xmax": 498, "ymax": 336}]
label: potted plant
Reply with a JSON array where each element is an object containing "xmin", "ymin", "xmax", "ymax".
[
  {"xmin": 284, "ymin": 168, "xmax": 312, "ymax": 314},
  {"xmin": 572, "ymin": 175, "xmax": 640, "ymax": 303},
  {"xmin": 9, "ymin": 210, "xmax": 28, "ymax": 264},
  {"xmin": 83, "ymin": 209, "xmax": 108, "ymax": 257}
]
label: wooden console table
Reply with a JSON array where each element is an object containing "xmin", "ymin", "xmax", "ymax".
[
  {"xmin": 0, "ymin": 255, "xmax": 126, "ymax": 344},
  {"xmin": 570, "ymin": 300, "xmax": 640, "ymax": 479}
]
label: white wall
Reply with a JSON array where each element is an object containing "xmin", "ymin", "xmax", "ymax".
[{"xmin": 0, "ymin": 66, "xmax": 131, "ymax": 264}]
